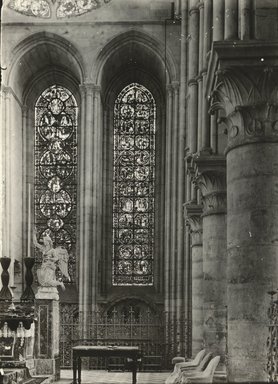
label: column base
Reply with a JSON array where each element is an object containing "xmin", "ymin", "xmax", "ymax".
[{"xmin": 34, "ymin": 356, "xmax": 60, "ymax": 380}]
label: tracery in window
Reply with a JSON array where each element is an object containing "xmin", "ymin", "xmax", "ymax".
[
  {"xmin": 34, "ymin": 85, "xmax": 77, "ymax": 282},
  {"xmin": 113, "ymin": 83, "xmax": 156, "ymax": 286}
]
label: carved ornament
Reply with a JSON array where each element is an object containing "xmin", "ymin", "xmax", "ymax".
[
  {"xmin": 191, "ymin": 154, "xmax": 226, "ymax": 216},
  {"xmin": 184, "ymin": 203, "xmax": 203, "ymax": 246},
  {"xmin": 207, "ymin": 42, "xmax": 278, "ymax": 151}
]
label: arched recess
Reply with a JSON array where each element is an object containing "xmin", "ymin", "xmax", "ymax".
[
  {"xmin": 94, "ymin": 29, "xmax": 178, "ymax": 87},
  {"xmin": 96, "ymin": 30, "xmax": 177, "ymax": 308},
  {"xmin": 2, "ymin": 32, "xmax": 84, "ymax": 300}
]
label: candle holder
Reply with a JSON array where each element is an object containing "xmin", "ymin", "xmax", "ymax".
[
  {"xmin": 21, "ymin": 257, "xmax": 35, "ymax": 301},
  {"xmin": 0, "ymin": 257, "xmax": 12, "ymax": 301}
]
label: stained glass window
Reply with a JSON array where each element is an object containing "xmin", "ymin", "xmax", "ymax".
[
  {"xmin": 34, "ymin": 85, "xmax": 77, "ymax": 282},
  {"xmin": 113, "ymin": 83, "xmax": 156, "ymax": 286}
]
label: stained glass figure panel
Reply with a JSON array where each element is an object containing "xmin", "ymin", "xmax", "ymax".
[
  {"xmin": 113, "ymin": 83, "xmax": 155, "ymax": 286},
  {"xmin": 35, "ymin": 85, "xmax": 78, "ymax": 282}
]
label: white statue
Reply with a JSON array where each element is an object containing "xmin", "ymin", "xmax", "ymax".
[{"xmin": 33, "ymin": 229, "xmax": 70, "ymax": 290}]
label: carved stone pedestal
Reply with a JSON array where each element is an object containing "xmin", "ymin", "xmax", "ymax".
[{"xmin": 34, "ymin": 288, "xmax": 60, "ymax": 380}]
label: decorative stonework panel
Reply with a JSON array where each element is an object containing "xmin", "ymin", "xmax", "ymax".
[
  {"xmin": 57, "ymin": 0, "xmax": 111, "ymax": 18},
  {"xmin": 8, "ymin": 0, "xmax": 112, "ymax": 18},
  {"xmin": 8, "ymin": 0, "xmax": 51, "ymax": 18}
]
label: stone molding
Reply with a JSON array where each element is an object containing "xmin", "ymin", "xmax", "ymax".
[
  {"xmin": 188, "ymin": 152, "xmax": 226, "ymax": 216},
  {"xmin": 206, "ymin": 41, "xmax": 278, "ymax": 152},
  {"xmin": 184, "ymin": 203, "xmax": 203, "ymax": 246}
]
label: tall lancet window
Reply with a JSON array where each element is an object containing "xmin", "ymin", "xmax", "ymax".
[
  {"xmin": 34, "ymin": 85, "xmax": 78, "ymax": 282},
  {"xmin": 113, "ymin": 83, "xmax": 156, "ymax": 286}
]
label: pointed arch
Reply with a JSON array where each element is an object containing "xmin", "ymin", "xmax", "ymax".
[{"xmin": 94, "ymin": 29, "xmax": 178, "ymax": 86}]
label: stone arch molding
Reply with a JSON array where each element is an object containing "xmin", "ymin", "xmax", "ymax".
[
  {"xmin": 209, "ymin": 67, "xmax": 278, "ymax": 151},
  {"xmin": 93, "ymin": 29, "xmax": 178, "ymax": 85},
  {"xmin": 5, "ymin": 31, "xmax": 85, "ymax": 93}
]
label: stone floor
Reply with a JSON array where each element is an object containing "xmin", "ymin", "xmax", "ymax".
[
  {"xmin": 58, "ymin": 369, "xmax": 171, "ymax": 384},
  {"xmin": 57, "ymin": 369, "xmax": 227, "ymax": 384}
]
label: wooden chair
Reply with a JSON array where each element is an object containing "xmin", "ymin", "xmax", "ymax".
[
  {"xmin": 181, "ymin": 356, "xmax": 221, "ymax": 383},
  {"xmin": 165, "ymin": 350, "xmax": 206, "ymax": 384}
]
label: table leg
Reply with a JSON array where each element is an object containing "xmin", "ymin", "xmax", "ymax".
[
  {"xmin": 77, "ymin": 357, "xmax": 81, "ymax": 384},
  {"xmin": 132, "ymin": 360, "xmax": 137, "ymax": 384},
  {"xmin": 73, "ymin": 355, "xmax": 77, "ymax": 384}
]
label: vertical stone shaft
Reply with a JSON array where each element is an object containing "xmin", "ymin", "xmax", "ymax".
[
  {"xmin": 188, "ymin": 0, "xmax": 199, "ymax": 154},
  {"xmin": 197, "ymin": 2, "xmax": 204, "ymax": 151},
  {"xmin": 201, "ymin": 0, "xmax": 212, "ymax": 150},
  {"xmin": 240, "ymin": 0, "xmax": 251, "ymax": 40},
  {"xmin": 78, "ymin": 85, "xmax": 86, "ymax": 315},
  {"xmin": 79, "ymin": 84, "xmax": 95, "ymax": 333},
  {"xmin": 213, "ymin": 0, "xmax": 224, "ymax": 41},
  {"xmin": 186, "ymin": 205, "xmax": 203, "ymax": 355},
  {"xmin": 91, "ymin": 86, "xmax": 102, "ymax": 312},
  {"xmin": 224, "ymin": 0, "xmax": 238, "ymax": 40},
  {"xmin": 210, "ymin": 0, "xmax": 225, "ymax": 154},
  {"xmin": 194, "ymin": 157, "xmax": 227, "ymax": 362},
  {"xmin": 164, "ymin": 85, "xmax": 173, "ymax": 350},
  {"xmin": 227, "ymin": 141, "xmax": 278, "ymax": 381},
  {"xmin": 170, "ymin": 82, "xmax": 180, "ymax": 351},
  {"xmin": 207, "ymin": 62, "xmax": 278, "ymax": 381},
  {"xmin": 176, "ymin": 0, "xmax": 188, "ymax": 355}
]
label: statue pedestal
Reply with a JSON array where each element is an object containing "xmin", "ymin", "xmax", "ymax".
[{"xmin": 34, "ymin": 287, "xmax": 60, "ymax": 380}]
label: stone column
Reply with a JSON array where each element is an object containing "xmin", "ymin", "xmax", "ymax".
[
  {"xmin": 193, "ymin": 154, "xmax": 227, "ymax": 363},
  {"xmin": 185, "ymin": 204, "xmax": 204, "ymax": 356},
  {"xmin": 208, "ymin": 63, "xmax": 278, "ymax": 381},
  {"xmin": 201, "ymin": 0, "xmax": 212, "ymax": 151},
  {"xmin": 170, "ymin": 82, "xmax": 180, "ymax": 354},
  {"xmin": 211, "ymin": 0, "xmax": 225, "ymax": 154},
  {"xmin": 176, "ymin": 0, "xmax": 188, "ymax": 357},
  {"xmin": 164, "ymin": 84, "xmax": 173, "ymax": 357},
  {"xmin": 78, "ymin": 84, "xmax": 102, "ymax": 336},
  {"xmin": 224, "ymin": 0, "xmax": 238, "ymax": 40},
  {"xmin": 240, "ymin": 0, "xmax": 251, "ymax": 40},
  {"xmin": 188, "ymin": 0, "xmax": 199, "ymax": 154}
]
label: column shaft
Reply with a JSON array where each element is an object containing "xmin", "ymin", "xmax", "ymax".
[
  {"xmin": 227, "ymin": 143, "xmax": 278, "ymax": 381},
  {"xmin": 170, "ymin": 83, "xmax": 180, "ymax": 353},
  {"xmin": 213, "ymin": 0, "xmax": 224, "ymax": 41},
  {"xmin": 202, "ymin": 213, "xmax": 227, "ymax": 358},
  {"xmin": 188, "ymin": 82, "xmax": 198, "ymax": 153},
  {"xmin": 164, "ymin": 85, "xmax": 173, "ymax": 317},
  {"xmin": 185, "ymin": 205, "xmax": 203, "ymax": 356},
  {"xmin": 210, "ymin": 113, "xmax": 218, "ymax": 154},
  {"xmin": 197, "ymin": 78, "xmax": 203, "ymax": 150},
  {"xmin": 224, "ymin": 0, "xmax": 238, "ymax": 40},
  {"xmin": 193, "ymin": 157, "xmax": 227, "ymax": 364},
  {"xmin": 176, "ymin": 0, "xmax": 188, "ymax": 355},
  {"xmin": 188, "ymin": 1, "xmax": 199, "ymax": 154},
  {"xmin": 240, "ymin": 0, "xmax": 251, "ymax": 40}
]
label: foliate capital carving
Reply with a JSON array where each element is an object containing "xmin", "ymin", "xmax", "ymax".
[
  {"xmin": 209, "ymin": 66, "xmax": 278, "ymax": 151},
  {"xmin": 184, "ymin": 203, "xmax": 203, "ymax": 246},
  {"xmin": 192, "ymin": 154, "xmax": 226, "ymax": 216}
]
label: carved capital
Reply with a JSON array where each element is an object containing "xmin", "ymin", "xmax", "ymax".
[
  {"xmin": 192, "ymin": 154, "xmax": 226, "ymax": 216},
  {"xmin": 219, "ymin": 103, "xmax": 278, "ymax": 152},
  {"xmin": 184, "ymin": 203, "xmax": 203, "ymax": 246},
  {"xmin": 207, "ymin": 41, "xmax": 278, "ymax": 151}
]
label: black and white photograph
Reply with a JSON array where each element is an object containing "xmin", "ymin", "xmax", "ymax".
[{"xmin": 0, "ymin": 0, "xmax": 277, "ymax": 383}]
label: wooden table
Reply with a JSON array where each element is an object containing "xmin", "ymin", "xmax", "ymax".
[{"xmin": 72, "ymin": 345, "xmax": 140, "ymax": 384}]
